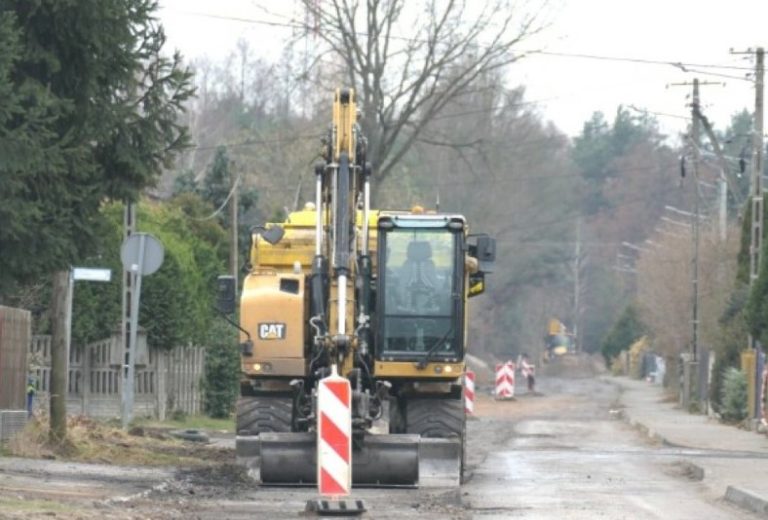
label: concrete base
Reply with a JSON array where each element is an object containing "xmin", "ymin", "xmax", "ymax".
[
  {"xmin": 724, "ymin": 486, "xmax": 768, "ymax": 517},
  {"xmin": 0, "ymin": 410, "xmax": 27, "ymax": 443}
]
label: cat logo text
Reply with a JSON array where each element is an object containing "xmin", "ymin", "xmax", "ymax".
[{"xmin": 258, "ymin": 323, "xmax": 286, "ymax": 340}]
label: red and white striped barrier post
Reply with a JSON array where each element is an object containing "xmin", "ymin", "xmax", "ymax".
[
  {"xmin": 317, "ymin": 366, "xmax": 352, "ymax": 496},
  {"xmin": 307, "ymin": 366, "xmax": 365, "ymax": 515},
  {"xmin": 464, "ymin": 370, "xmax": 476, "ymax": 415},
  {"xmin": 495, "ymin": 362, "xmax": 516, "ymax": 400}
]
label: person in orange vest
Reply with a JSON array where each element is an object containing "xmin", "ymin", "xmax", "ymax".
[{"xmin": 520, "ymin": 353, "xmax": 535, "ymax": 393}]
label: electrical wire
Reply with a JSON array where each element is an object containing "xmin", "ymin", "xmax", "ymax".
[
  {"xmin": 187, "ymin": 172, "xmax": 241, "ymax": 221},
  {"xmin": 163, "ymin": 8, "xmax": 756, "ymax": 73},
  {"xmin": 182, "ymin": 132, "xmax": 323, "ymax": 153}
]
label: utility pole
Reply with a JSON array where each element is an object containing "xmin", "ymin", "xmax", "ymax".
[
  {"xmin": 692, "ymin": 78, "xmax": 701, "ymax": 364},
  {"xmin": 572, "ymin": 218, "xmax": 582, "ymax": 352},
  {"xmin": 49, "ymin": 269, "xmax": 69, "ymax": 442},
  {"xmin": 731, "ymin": 47, "xmax": 766, "ymax": 287},
  {"xmin": 750, "ymin": 48, "xmax": 765, "ymax": 287},
  {"xmin": 230, "ymin": 164, "xmax": 239, "ymax": 280},
  {"xmin": 121, "ymin": 202, "xmax": 135, "ymax": 428},
  {"xmin": 669, "ymin": 79, "xmax": 713, "ymax": 364},
  {"xmin": 732, "ymin": 46, "xmax": 766, "ymax": 423},
  {"xmin": 668, "ymin": 77, "xmax": 726, "ymax": 409}
]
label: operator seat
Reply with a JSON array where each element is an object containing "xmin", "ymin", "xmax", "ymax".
[{"xmin": 401, "ymin": 240, "xmax": 440, "ymax": 291}]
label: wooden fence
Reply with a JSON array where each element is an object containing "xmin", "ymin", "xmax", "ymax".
[
  {"xmin": 0, "ymin": 306, "xmax": 31, "ymax": 410},
  {"xmin": 30, "ymin": 333, "xmax": 205, "ymax": 420}
]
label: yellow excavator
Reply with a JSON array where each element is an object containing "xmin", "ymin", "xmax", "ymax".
[
  {"xmin": 216, "ymin": 89, "xmax": 495, "ymax": 487},
  {"xmin": 543, "ymin": 318, "xmax": 576, "ymax": 361}
]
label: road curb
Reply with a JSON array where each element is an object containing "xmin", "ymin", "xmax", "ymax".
[
  {"xmin": 610, "ymin": 377, "xmax": 768, "ymax": 517},
  {"xmin": 724, "ymin": 486, "xmax": 768, "ymax": 517},
  {"xmin": 616, "ymin": 408, "xmax": 665, "ymax": 444}
]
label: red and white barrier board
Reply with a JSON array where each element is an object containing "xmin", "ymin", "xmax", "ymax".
[
  {"xmin": 464, "ymin": 370, "xmax": 476, "ymax": 415},
  {"xmin": 495, "ymin": 362, "xmax": 516, "ymax": 400},
  {"xmin": 317, "ymin": 368, "xmax": 352, "ymax": 496}
]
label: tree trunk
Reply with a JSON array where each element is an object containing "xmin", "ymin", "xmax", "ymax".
[{"xmin": 49, "ymin": 269, "xmax": 68, "ymax": 443}]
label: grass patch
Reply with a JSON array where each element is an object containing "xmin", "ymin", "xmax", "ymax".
[
  {"xmin": 6, "ymin": 416, "xmax": 233, "ymax": 467},
  {"xmin": 135, "ymin": 414, "xmax": 234, "ymax": 433}
]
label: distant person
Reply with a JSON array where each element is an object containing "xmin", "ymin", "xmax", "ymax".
[
  {"xmin": 26, "ymin": 376, "xmax": 36, "ymax": 418},
  {"xmin": 520, "ymin": 353, "xmax": 536, "ymax": 393}
]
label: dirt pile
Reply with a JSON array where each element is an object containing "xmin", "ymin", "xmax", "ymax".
[
  {"xmin": 6, "ymin": 416, "xmax": 233, "ymax": 467},
  {"xmin": 541, "ymin": 353, "xmax": 606, "ymax": 379}
]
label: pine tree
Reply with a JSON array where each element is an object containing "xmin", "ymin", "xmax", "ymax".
[
  {"xmin": 0, "ymin": 0, "xmax": 194, "ymax": 441},
  {"xmin": 0, "ymin": 0, "xmax": 194, "ymax": 290}
]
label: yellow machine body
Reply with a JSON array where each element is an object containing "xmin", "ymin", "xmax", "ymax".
[{"xmin": 240, "ymin": 207, "xmax": 474, "ymax": 381}]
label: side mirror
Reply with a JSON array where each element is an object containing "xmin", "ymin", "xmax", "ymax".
[
  {"xmin": 262, "ymin": 225, "xmax": 285, "ymax": 245},
  {"xmin": 476, "ymin": 236, "xmax": 496, "ymax": 263},
  {"xmin": 216, "ymin": 275, "xmax": 236, "ymax": 315}
]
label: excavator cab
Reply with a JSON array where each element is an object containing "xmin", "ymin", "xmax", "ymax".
[{"xmin": 377, "ymin": 215, "xmax": 465, "ymax": 361}]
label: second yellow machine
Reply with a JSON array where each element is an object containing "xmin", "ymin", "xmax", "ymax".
[{"xmin": 218, "ymin": 88, "xmax": 495, "ymax": 487}]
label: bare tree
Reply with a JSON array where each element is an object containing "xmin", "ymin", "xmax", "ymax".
[
  {"xmin": 299, "ymin": 0, "xmax": 546, "ymax": 197},
  {"xmin": 636, "ymin": 224, "xmax": 739, "ymax": 360}
]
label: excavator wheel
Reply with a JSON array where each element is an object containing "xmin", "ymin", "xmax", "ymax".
[
  {"xmin": 406, "ymin": 397, "xmax": 466, "ymax": 486},
  {"xmin": 236, "ymin": 395, "xmax": 293, "ymax": 435}
]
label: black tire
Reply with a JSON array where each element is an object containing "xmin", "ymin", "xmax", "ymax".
[
  {"xmin": 389, "ymin": 397, "xmax": 406, "ymax": 434},
  {"xmin": 405, "ymin": 397, "xmax": 466, "ymax": 481},
  {"xmin": 236, "ymin": 396, "xmax": 293, "ymax": 435}
]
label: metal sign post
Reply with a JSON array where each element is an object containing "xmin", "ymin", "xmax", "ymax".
[{"xmin": 120, "ymin": 232, "xmax": 164, "ymax": 429}]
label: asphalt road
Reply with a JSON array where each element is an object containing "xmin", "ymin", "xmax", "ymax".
[{"xmin": 0, "ymin": 366, "xmax": 758, "ymax": 519}]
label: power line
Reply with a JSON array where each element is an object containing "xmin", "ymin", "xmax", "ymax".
[
  {"xmin": 182, "ymin": 132, "xmax": 323, "ymax": 153},
  {"xmin": 187, "ymin": 172, "xmax": 242, "ymax": 221},
  {"xmin": 164, "ymin": 9, "xmax": 755, "ymax": 74},
  {"xmin": 174, "ymin": 159, "xmax": 681, "ymax": 208},
  {"xmin": 531, "ymin": 50, "xmax": 753, "ymax": 72}
]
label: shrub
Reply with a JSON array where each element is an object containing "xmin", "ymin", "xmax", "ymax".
[
  {"xmin": 720, "ymin": 367, "xmax": 747, "ymax": 423},
  {"xmin": 601, "ymin": 304, "xmax": 647, "ymax": 363},
  {"xmin": 203, "ymin": 320, "xmax": 240, "ymax": 419},
  {"xmin": 709, "ymin": 340, "xmax": 742, "ymax": 415}
]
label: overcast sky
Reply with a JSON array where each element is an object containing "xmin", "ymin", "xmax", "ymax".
[{"xmin": 158, "ymin": 0, "xmax": 768, "ymax": 138}]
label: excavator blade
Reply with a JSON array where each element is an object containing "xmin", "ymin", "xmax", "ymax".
[
  {"xmin": 418, "ymin": 437, "xmax": 462, "ymax": 488},
  {"xmin": 237, "ymin": 433, "xmax": 461, "ymax": 487}
]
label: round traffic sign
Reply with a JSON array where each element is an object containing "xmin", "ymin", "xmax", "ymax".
[{"xmin": 120, "ymin": 233, "xmax": 164, "ymax": 275}]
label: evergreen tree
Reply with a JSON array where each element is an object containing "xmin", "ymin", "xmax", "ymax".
[
  {"xmin": 0, "ymin": 0, "xmax": 194, "ymax": 291},
  {"xmin": 0, "ymin": 0, "xmax": 193, "ymax": 441},
  {"xmin": 601, "ymin": 304, "xmax": 647, "ymax": 363}
]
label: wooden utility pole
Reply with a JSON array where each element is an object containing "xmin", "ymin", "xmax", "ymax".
[
  {"xmin": 731, "ymin": 47, "xmax": 767, "ymax": 285},
  {"xmin": 49, "ymin": 270, "xmax": 69, "ymax": 442},
  {"xmin": 669, "ymin": 79, "xmax": 718, "ymax": 363},
  {"xmin": 230, "ymin": 165, "xmax": 239, "ymax": 279},
  {"xmin": 750, "ymin": 48, "xmax": 765, "ymax": 286},
  {"xmin": 572, "ymin": 218, "xmax": 582, "ymax": 352},
  {"xmin": 692, "ymin": 79, "xmax": 701, "ymax": 363},
  {"xmin": 731, "ymin": 47, "xmax": 765, "ymax": 422}
]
